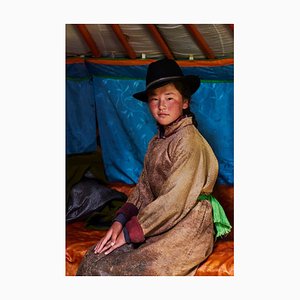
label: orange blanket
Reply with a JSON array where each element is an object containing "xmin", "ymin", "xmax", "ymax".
[
  {"xmin": 66, "ymin": 221, "xmax": 233, "ymax": 276},
  {"xmin": 66, "ymin": 183, "xmax": 234, "ymax": 276}
]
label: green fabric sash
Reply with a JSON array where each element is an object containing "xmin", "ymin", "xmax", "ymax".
[{"xmin": 197, "ymin": 194, "xmax": 232, "ymax": 239}]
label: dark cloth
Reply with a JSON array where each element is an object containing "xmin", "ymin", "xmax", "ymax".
[
  {"xmin": 66, "ymin": 178, "xmax": 127, "ymax": 223},
  {"xmin": 66, "ymin": 150, "xmax": 107, "ymax": 206},
  {"xmin": 85, "ymin": 200, "xmax": 126, "ymax": 230}
]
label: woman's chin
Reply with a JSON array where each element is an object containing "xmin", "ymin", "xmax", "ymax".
[
  {"xmin": 155, "ymin": 115, "xmax": 171, "ymax": 125},
  {"xmin": 157, "ymin": 120, "xmax": 170, "ymax": 126}
]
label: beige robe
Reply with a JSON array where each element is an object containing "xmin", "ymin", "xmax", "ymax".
[{"xmin": 77, "ymin": 117, "xmax": 219, "ymax": 276}]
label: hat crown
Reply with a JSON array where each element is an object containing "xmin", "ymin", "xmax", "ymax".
[
  {"xmin": 146, "ymin": 59, "xmax": 183, "ymax": 87},
  {"xmin": 133, "ymin": 58, "xmax": 200, "ymax": 101}
]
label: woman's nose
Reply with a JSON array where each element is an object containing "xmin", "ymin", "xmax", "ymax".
[{"xmin": 158, "ymin": 99, "xmax": 167, "ymax": 110}]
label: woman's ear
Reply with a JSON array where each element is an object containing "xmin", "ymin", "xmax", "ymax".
[{"xmin": 183, "ymin": 100, "xmax": 189, "ymax": 110}]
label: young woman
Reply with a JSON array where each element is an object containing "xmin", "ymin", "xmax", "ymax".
[{"xmin": 76, "ymin": 59, "xmax": 231, "ymax": 276}]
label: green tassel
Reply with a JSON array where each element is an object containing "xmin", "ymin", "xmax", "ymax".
[{"xmin": 198, "ymin": 194, "xmax": 232, "ymax": 238}]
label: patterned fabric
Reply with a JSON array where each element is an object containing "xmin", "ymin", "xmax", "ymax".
[
  {"xmin": 66, "ymin": 79, "xmax": 97, "ymax": 154},
  {"xmin": 93, "ymin": 77, "xmax": 233, "ymax": 185},
  {"xmin": 66, "ymin": 61, "xmax": 233, "ymax": 184}
]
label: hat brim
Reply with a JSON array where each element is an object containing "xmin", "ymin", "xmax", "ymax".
[{"xmin": 133, "ymin": 75, "xmax": 201, "ymax": 102}]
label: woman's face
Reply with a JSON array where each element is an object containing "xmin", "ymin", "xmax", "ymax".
[{"xmin": 148, "ymin": 83, "xmax": 189, "ymax": 127}]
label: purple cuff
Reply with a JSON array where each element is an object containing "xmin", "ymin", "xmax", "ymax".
[
  {"xmin": 113, "ymin": 213, "xmax": 127, "ymax": 226},
  {"xmin": 125, "ymin": 216, "xmax": 145, "ymax": 244},
  {"xmin": 116, "ymin": 202, "xmax": 139, "ymax": 220}
]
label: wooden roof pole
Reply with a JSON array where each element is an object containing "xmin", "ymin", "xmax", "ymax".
[
  {"xmin": 74, "ymin": 24, "xmax": 101, "ymax": 57},
  {"xmin": 146, "ymin": 24, "xmax": 174, "ymax": 59},
  {"xmin": 184, "ymin": 24, "xmax": 216, "ymax": 59},
  {"xmin": 110, "ymin": 24, "xmax": 137, "ymax": 59}
]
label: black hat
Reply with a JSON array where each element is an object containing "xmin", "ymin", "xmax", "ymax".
[{"xmin": 133, "ymin": 58, "xmax": 201, "ymax": 102}]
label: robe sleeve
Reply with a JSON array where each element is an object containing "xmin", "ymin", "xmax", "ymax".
[
  {"xmin": 125, "ymin": 165, "xmax": 155, "ymax": 210},
  {"xmin": 137, "ymin": 135, "xmax": 213, "ymax": 238},
  {"xmin": 113, "ymin": 147, "xmax": 155, "ymax": 231}
]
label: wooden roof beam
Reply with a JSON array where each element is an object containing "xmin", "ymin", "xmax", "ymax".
[
  {"xmin": 184, "ymin": 24, "xmax": 216, "ymax": 59},
  {"xmin": 146, "ymin": 24, "xmax": 174, "ymax": 59},
  {"xmin": 110, "ymin": 24, "xmax": 137, "ymax": 59},
  {"xmin": 228, "ymin": 24, "xmax": 234, "ymax": 38},
  {"xmin": 74, "ymin": 24, "xmax": 101, "ymax": 57}
]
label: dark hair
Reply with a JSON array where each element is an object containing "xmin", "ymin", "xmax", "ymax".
[{"xmin": 172, "ymin": 81, "xmax": 198, "ymax": 128}]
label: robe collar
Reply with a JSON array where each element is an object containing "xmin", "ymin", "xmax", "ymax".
[{"xmin": 158, "ymin": 115, "xmax": 193, "ymax": 138}]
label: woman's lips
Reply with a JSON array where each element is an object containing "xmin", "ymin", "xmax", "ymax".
[{"xmin": 158, "ymin": 113, "xmax": 169, "ymax": 117}]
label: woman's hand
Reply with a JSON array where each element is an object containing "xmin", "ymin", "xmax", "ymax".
[
  {"xmin": 100, "ymin": 230, "xmax": 126, "ymax": 255},
  {"xmin": 94, "ymin": 221, "xmax": 122, "ymax": 254}
]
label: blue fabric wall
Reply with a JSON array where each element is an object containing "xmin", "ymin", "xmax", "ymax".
[
  {"xmin": 66, "ymin": 78, "xmax": 97, "ymax": 154},
  {"xmin": 66, "ymin": 61, "xmax": 234, "ymax": 185}
]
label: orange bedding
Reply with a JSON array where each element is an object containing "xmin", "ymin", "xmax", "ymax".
[
  {"xmin": 195, "ymin": 241, "xmax": 234, "ymax": 276},
  {"xmin": 66, "ymin": 221, "xmax": 106, "ymax": 276},
  {"xmin": 66, "ymin": 183, "xmax": 234, "ymax": 276}
]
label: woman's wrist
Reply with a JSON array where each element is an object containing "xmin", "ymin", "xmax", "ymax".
[
  {"xmin": 123, "ymin": 227, "xmax": 131, "ymax": 244},
  {"xmin": 113, "ymin": 213, "xmax": 127, "ymax": 226}
]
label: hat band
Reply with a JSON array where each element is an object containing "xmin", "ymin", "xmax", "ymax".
[{"xmin": 146, "ymin": 76, "xmax": 183, "ymax": 90}]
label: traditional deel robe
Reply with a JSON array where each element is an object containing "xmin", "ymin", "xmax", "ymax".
[{"xmin": 77, "ymin": 116, "xmax": 219, "ymax": 276}]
